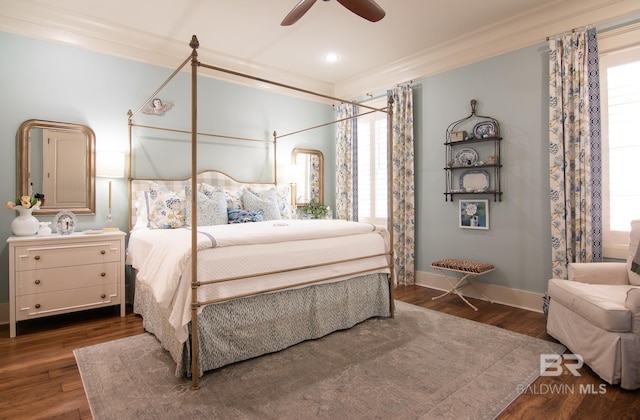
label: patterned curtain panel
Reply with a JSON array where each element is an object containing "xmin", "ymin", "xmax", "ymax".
[
  {"xmin": 335, "ymin": 103, "xmax": 356, "ymax": 221},
  {"xmin": 389, "ymin": 85, "xmax": 416, "ymax": 285},
  {"xmin": 310, "ymin": 154, "xmax": 321, "ymax": 201},
  {"xmin": 549, "ymin": 27, "xmax": 602, "ymax": 280}
]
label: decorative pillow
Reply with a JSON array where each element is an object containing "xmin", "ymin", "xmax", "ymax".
[
  {"xmin": 185, "ymin": 186, "xmax": 228, "ymax": 226},
  {"xmin": 225, "ymin": 188, "xmax": 244, "ymax": 210},
  {"xmin": 228, "ymin": 208, "xmax": 264, "ymax": 224},
  {"xmin": 242, "ymin": 188, "xmax": 281, "ymax": 221},
  {"xmin": 200, "ymin": 183, "xmax": 243, "ymax": 210},
  {"xmin": 275, "ymin": 185, "xmax": 293, "ymax": 219},
  {"xmin": 132, "ymin": 191, "xmax": 149, "ymax": 230},
  {"xmin": 145, "ymin": 183, "xmax": 185, "ymax": 229}
]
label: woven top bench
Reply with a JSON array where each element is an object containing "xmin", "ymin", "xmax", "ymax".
[
  {"xmin": 431, "ymin": 258, "xmax": 495, "ymax": 274},
  {"xmin": 430, "ymin": 259, "xmax": 495, "ymax": 311}
]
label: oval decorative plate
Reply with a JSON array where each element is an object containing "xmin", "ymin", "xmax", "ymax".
[
  {"xmin": 459, "ymin": 169, "xmax": 490, "ymax": 192},
  {"xmin": 454, "ymin": 148, "xmax": 479, "ymax": 166},
  {"xmin": 473, "ymin": 121, "xmax": 497, "ymax": 138}
]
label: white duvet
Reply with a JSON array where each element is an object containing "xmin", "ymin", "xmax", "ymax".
[{"xmin": 127, "ymin": 219, "xmax": 391, "ymax": 343}]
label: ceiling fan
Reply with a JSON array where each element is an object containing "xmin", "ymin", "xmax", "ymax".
[{"xmin": 281, "ymin": 0, "xmax": 386, "ymax": 26}]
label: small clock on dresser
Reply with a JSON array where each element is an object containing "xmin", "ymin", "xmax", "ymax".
[{"xmin": 53, "ymin": 211, "xmax": 77, "ymax": 234}]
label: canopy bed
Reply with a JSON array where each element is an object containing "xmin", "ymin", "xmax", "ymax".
[{"xmin": 126, "ymin": 35, "xmax": 396, "ymax": 389}]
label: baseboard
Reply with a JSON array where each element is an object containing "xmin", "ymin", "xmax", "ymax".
[
  {"xmin": 0, "ymin": 302, "xmax": 8, "ymax": 326},
  {"xmin": 415, "ymin": 270, "xmax": 545, "ymax": 313}
]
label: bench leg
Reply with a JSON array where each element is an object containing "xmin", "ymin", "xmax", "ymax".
[{"xmin": 431, "ymin": 269, "xmax": 493, "ymax": 311}]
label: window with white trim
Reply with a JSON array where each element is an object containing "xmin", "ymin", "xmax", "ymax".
[
  {"xmin": 357, "ymin": 97, "xmax": 388, "ymax": 225},
  {"xmin": 600, "ymin": 42, "xmax": 640, "ymax": 259}
]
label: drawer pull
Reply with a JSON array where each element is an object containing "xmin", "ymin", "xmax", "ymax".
[
  {"xmin": 34, "ymin": 279, "xmax": 41, "ymax": 285},
  {"xmin": 101, "ymin": 250, "xmax": 106, "ymax": 255},
  {"xmin": 35, "ymin": 304, "xmax": 41, "ymax": 309},
  {"xmin": 101, "ymin": 272, "xmax": 106, "ymax": 277},
  {"xmin": 100, "ymin": 294, "xmax": 106, "ymax": 299},
  {"xmin": 34, "ymin": 255, "xmax": 41, "ymax": 260}
]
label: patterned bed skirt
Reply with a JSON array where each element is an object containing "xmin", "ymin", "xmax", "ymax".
[{"xmin": 132, "ymin": 271, "xmax": 392, "ymax": 377}]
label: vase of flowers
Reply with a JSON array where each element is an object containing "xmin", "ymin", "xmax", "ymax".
[
  {"xmin": 6, "ymin": 195, "xmax": 42, "ymax": 236},
  {"xmin": 298, "ymin": 198, "xmax": 331, "ymax": 220}
]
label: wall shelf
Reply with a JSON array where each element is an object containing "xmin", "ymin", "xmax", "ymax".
[{"xmin": 444, "ymin": 100, "xmax": 502, "ymax": 202}]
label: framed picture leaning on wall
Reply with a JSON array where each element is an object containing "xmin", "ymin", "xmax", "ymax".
[{"xmin": 459, "ymin": 199, "xmax": 489, "ymax": 230}]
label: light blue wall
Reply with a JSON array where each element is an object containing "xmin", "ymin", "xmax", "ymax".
[
  {"xmin": 413, "ymin": 43, "xmax": 552, "ymax": 294},
  {"xmin": 0, "ymin": 32, "xmax": 334, "ymax": 304},
  {"xmin": 0, "ymin": 16, "xmax": 634, "ymax": 308}
]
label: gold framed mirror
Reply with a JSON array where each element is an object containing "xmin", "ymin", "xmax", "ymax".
[
  {"xmin": 17, "ymin": 119, "xmax": 96, "ymax": 215},
  {"xmin": 291, "ymin": 148, "xmax": 324, "ymax": 205}
]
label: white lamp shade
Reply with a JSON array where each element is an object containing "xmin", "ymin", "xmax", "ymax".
[
  {"xmin": 281, "ymin": 163, "xmax": 305, "ymax": 184},
  {"xmin": 96, "ymin": 151, "xmax": 125, "ymax": 178}
]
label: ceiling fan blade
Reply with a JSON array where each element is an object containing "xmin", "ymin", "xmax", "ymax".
[
  {"xmin": 336, "ymin": 0, "xmax": 385, "ymax": 22},
  {"xmin": 281, "ymin": 0, "xmax": 318, "ymax": 26}
]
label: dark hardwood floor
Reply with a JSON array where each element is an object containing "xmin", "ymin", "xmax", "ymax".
[{"xmin": 1, "ymin": 285, "xmax": 638, "ymax": 419}]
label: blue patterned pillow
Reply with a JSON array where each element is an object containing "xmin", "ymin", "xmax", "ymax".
[
  {"xmin": 145, "ymin": 183, "xmax": 185, "ymax": 229},
  {"xmin": 275, "ymin": 185, "xmax": 293, "ymax": 219},
  {"xmin": 185, "ymin": 186, "xmax": 228, "ymax": 226},
  {"xmin": 228, "ymin": 208, "xmax": 264, "ymax": 224},
  {"xmin": 200, "ymin": 183, "xmax": 243, "ymax": 210},
  {"xmin": 242, "ymin": 188, "xmax": 281, "ymax": 221}
]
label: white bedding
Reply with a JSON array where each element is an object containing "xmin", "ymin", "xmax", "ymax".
[{"xmin": 127, "ymin": 219, "xmax": 391, "ymax": 343}]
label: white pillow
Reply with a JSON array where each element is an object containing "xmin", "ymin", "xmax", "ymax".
[
  {"xmin": 242, "ymin": 188, "xmax": 281, "ymax": 221},
  {"xmin": 132, "ymin": 191, "xmax": 149, "ymax": 230}
]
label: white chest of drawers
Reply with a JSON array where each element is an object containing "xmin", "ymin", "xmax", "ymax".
[{"xmin": 7, "ymin": 230, "xmax": 126, "ymax": 337}]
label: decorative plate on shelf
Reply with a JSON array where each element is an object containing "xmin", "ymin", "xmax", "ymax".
[
  {"xmin": 459, "ymin": 169, "xmax": 490, "ymax": 192},
  {"xmin": 53, "ymin": 211, "xmax": 77, "ymax": 235},
  {"xmin": 473, "ymin": 121, "xmax": 497, "ymax": 138},
  {"xmin": 454, "ymin": 148, "xmax": 479, "ymax": 166}
]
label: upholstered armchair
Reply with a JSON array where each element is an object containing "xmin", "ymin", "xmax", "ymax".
[{"xmin": 546, "ymin": 220, "xmax": 640, "ymax": 390}]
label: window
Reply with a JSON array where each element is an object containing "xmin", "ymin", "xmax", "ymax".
[
  {"xmin": 600, "ymin": 42, "xmax": 640, "ymax": 258},
  {"xmin": 357, "ymin": 97, "xmax": 388, "ymax": 225}
]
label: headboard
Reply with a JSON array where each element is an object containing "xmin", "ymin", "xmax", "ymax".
[{"xmin": 130, "ymin": 169, "xmax": 282, "ymax": 230}]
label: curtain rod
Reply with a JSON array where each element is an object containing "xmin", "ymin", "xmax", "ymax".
[
  {"xmin": 547, "ymin": 25, "xmax": 594, "ymax": 41},
  {"xmin": 352, "ymin": 81, "xmax": 414, "ymax": 104}
]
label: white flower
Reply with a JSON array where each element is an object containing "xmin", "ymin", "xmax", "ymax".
[{"xmin": 465, "ymin": 203, "xmax": 477, "ymax": 216}]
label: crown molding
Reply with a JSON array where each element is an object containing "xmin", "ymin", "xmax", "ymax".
[
  {"xmin": 0, "ymin": 1, "xmax": 334, "ymax": 102},
  {"xmin": 2, "ymin": 0, "xmax": 639, "ymax": 102},
  {"xmin": 334, "ymin": 0, "xmax": 640, "ymax": 99}
]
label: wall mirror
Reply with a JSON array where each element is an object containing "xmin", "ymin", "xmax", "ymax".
[
  {"xmin": 17, "ymin": 119, "xmax": 96, "ymax": 215},
  {"xmin": 291, "ymin": 148, "xmax": 324, "ymax": 205}
]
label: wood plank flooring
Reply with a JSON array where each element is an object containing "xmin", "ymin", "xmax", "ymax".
[{"xmin": 0, "ymin": 285, "xmax": 638, "ymax": 419}]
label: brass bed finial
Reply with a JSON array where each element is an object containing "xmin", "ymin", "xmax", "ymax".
[{"xmin": 190, "ymin": 35, "xmax": 199, "ymax": 50}]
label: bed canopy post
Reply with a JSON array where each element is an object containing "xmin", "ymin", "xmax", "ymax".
[
  {"xmin": 386, "ymin": 95, "xmax": 395, "ymax": 318},
  {"xmin": 273, "ymin": 131, "xmax": 278, "ymax": 185},
  {"xmin": 189, "ymin": 34, "xmax": 201, "ymax": 390},
  {"xmin": 127, "ymin": 110, "xmax": 133, "ymax": 233}
]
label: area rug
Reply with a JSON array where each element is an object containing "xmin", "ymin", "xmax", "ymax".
[{"xmin": 74, "ymin": 301, "xmax": 564, "ymax": 419}]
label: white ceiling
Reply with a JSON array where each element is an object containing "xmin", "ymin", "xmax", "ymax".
[{"xmin": 1, "ymin": 0, "xmax": 639, "ymax": 99}]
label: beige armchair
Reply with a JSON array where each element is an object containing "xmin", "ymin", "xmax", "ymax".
[{"xmin": 546, "ymin": 220, "xmax": 640, "ymax": 390}]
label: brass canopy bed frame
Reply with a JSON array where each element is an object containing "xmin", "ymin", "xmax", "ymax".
[{"xmin": 126, "ymin": 35, "xmax": 396, "ymax": 390}]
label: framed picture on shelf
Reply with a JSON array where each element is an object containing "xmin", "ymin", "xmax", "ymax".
[{"xmin": 459, "ymin": 199, "xmax": 489, "ymax": 230}]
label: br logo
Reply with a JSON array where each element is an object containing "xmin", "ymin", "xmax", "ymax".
[{"xmin": 540, "ymin": 354, "xmax": 583, "ymax": 376}]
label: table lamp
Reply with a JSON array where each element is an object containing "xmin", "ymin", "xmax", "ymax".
[{"xmin": 96, "ymin": 151, "xmax": 125, "ymax": 232}]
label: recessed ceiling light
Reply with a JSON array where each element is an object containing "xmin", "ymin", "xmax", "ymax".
[{"xmin": 324, "ymin": 53, "xmax": 340, "ymax": 63}]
